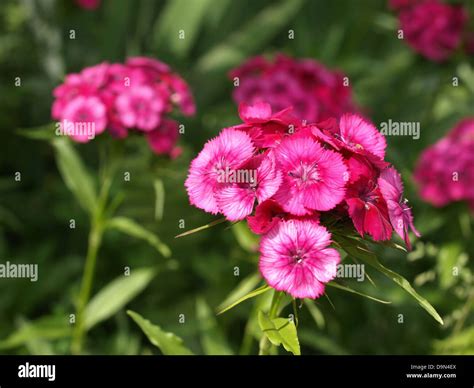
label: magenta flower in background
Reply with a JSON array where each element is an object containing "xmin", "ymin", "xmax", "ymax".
[
  {"xmin": 259, "ymin": 219, "xmax": 340, "ymax": 299},
  {"xmin": 392, "ymin": 0, "xmax": 468, "ymax": 62},
  {"xmin": 230, "ymin": 54, "xmax": 356, "ymax": 123},
  {"xmin": 52, "ymin": 57, "xmax": 195, "ymax": 157},
  {"xmin": 60, "ymin": 96, "xmax": 107, "ymax": 143},
  {"xmin": 186, "ymin": 101, "xmax": 420, "ymax": 299},
  {"xmin": 415, "ymin": 118, "xmax": 474, "ymax": 211},
  {"xmin": 75, "ymin": 0, "xmax": 101, "ymax": 10}
]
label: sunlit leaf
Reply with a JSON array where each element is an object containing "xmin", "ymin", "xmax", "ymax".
[
  {"xmin": 127, "ymin": 310, "xmax": 193, "ymax": 355},
  {"xmin": 217, "ymin": 284, "xmax": 271, "ymax": 315},
  {"xmin": 0, "ymin": 316, "xmax": 71, "ymax": 350},
  {"xmin": 52, "ymin": 138, "xmax": 97, "ymax": 214},
  {"xmin": 85, "ymin": 267, "xmax": 157, "ymax": 330},
  {"xmin": 258, "ymin": 311, "xmax": 300, "ymax": 355},
  {"xmin": 107, "ymin": 217, "xmax": 171, "ymax": 258}
]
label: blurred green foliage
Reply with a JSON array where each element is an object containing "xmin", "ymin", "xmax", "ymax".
[{"xmin": 0, "ymin": 0, "xmax": 473, "ymax": 355}]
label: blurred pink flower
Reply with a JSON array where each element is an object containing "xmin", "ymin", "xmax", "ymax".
[
  {"xmin": 60, "ymin": 96, "xmax": 107, "ymax": 143},
  {"xmin": 230, "ymin": 54, "xmax": 356, "ymax": 123},
  {"xmin": 397, "ymin": 0, "xmax": 468, "ymax": 62},
  {"xmin": 75, "ymin": 0, "xmax": 101, "ymax": 10},
  {"xmin": 259, "ymin": 219, "xmax": 340, "ymax": 299},
  {"xmin": 415, "ymin": 118, "xmax": 474, "ymax": 209},
  {"xmin": 51, "ymin": 57, "xmax": 195, "ymax": 156},
  {"xmin": 115, "ymin": 85, "xmax": 165, "ymax": 131},
  {"xmin": 146, "ymin": 119, "xmax": 180, "ymax": 157}
]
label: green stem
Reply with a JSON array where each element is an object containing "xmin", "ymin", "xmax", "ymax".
[
  {"xmin": 258, "ymin": 290, "xmax": 283, "ymax": 355},
  {"xmin": 71, "ymin": 144, "xmax": 114, "ymax": 354},
  {"xmin": 71, "ymin": 217, "xmax": 104, "ymax": 354}
]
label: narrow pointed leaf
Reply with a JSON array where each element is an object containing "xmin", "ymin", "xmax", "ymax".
[
  {"xmin": 217, "ymin": 284, "xmax": 271, "ymax": 315},
  {"xmin": 107, "ymin": 217, "xmax": 170, "ymax": 258},
  {"xmin": 327, "ymin": 282, "xmax": 391, "ymax": 304},
  {"xmin": 175, "ymin": 218, "xmax": 226, "ymax": 238},
  {"xmin": 52, "ymin": 138, "xmax": 97, "ymax": 213},
  {"xmin": 85, "ymin": 267, "xmax": 157, "ymax": 330},
  {"xmin": 334, "ymin": 235, "xmax": 444, "ymax": 325}
]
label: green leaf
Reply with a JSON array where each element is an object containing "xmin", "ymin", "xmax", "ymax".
[
  {"xmin": 153, "ymin": 179, "xmax": 165, "ymax": 221},
  {"xmin": 327, "ymin": 282, "xmax": 391, "ymax": 304},
  {"xmin": 258, "ymin": 311, "xmax": 300, "ymax": 355},
  {"xmin": 217, "ymin": 273, "xmax": 261, "ymax": 313},
  {"xmin": 153, "ymin": 0, "xmax": 215, "ymax": 57},
  {"xmin": 16, "ymin": 123, "xmax": 56, "ymax": 140},
  {"xmin": 175, "ymin": 217, "xmax": 226, "ymax": 238},
  {"xmin": 217, "ymin": 284, "xmax": 271, "ymax": 315},
  {"xmin": 334, "ymin": 235, "xmax": 444, "ymax": 325},
  {"xmin": 0, "ymin": 316, "xmax": 71, "ymax": 350},
  {"xmin": 52, "ymin": 137, "xmax": 97, "ymax": 214},
  {"xmin": 196, "ymin": 297, "xmax": 233, "ymax": 355},
  {"xmin": 106, "ymin": 217, "xmax": 171, "ymax": 258},
  {"xmin": 127, "ymin": 310, "xmax": 193, "ymax": 355},
  {"xmin": 231, "ymin": 222, "xmax": 259, "ymax": 252},
  {"xmin": 437, "ymin": 242, "xmax": 463, "ymax": 289},
  {"xmin": 197, "ymin": 0, "xmax": 304, "ymax": 73},
  {"xmin": 84, "ymin": 267, "xmax": 157, "ymax": 330}
]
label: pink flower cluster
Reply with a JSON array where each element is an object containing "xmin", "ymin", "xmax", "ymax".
[
  {"xmin": 186, "ymin": 102, "xmax": 419, "ymax": 299},
  {"xmin": 229, "ymin": 54, "xmax": 356, "ymax": 123},
  {"xmin": 52, "ymin": 57, "xmax": 195, "ymax": 157},
  {"xmin": 390, "ymin": 0, "xmax": 470, "ymax": 62},
  {"xmin": 415, "ymin": 118, "xmax": 474, "ymax": 211}
]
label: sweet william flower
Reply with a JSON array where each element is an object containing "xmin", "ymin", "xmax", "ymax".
[
  {"xmin": 273, "ymin": 135, "xmax": 348, "ymax": 215},
  {"xmin": 186, "ymin": 101, "xmax": 420, "ymax": 300},
  {"xmin": 185, "ymin": 128, "xmax": 255, "ymax": 215},
  {"xmin": 346, "ymin": 178, "xmax": 393, "ymax": 241},
  {"xmin": 329, "ymin": 114, "xmax": 387, "ymax": 159},
  {"xmin": 379, "ymin": 167, "xmax": 420, "ymax": 250},
  {"xmin": 259, "ymin": 219, "xmax": 340, "ymax": 299},
  {"xmin": 234, "ymin": 102, "xmax": 296, "ymax": 148},
  {"xmin": 216, "ymin": 152, "xmax": 282, "ymax": 221},
  {"xmin": 247, "ymin": 199, "xmax": 285, "ymax": 235}
]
